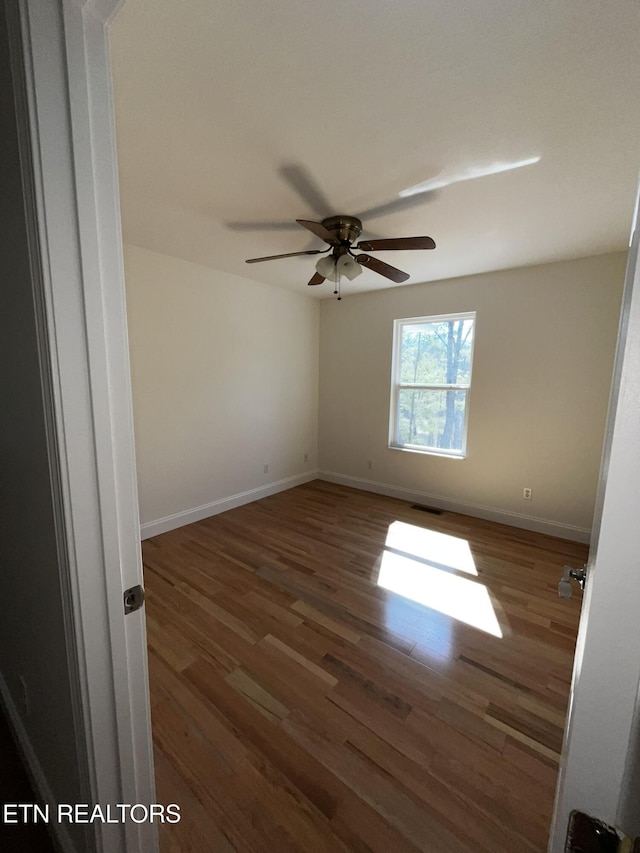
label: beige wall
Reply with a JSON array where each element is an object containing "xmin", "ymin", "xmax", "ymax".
[
  {"xmin": 319, "ymin": 252, "xmax": 626, "ymax": 538},
  {"xmin": 126, "ymin": 246, "xmax": 625, "ymax": 540},
  {"xmin": 124, "ymin": 244, "xmax": 319, "ymax": 530}
]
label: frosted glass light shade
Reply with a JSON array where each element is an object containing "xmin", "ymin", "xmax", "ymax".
[
  {"xmin": 337, "ymin": 254, "xmax": 363, "ymax": 281},
  {"xmin": 316, "ymin": 255, "xmax": 338, "ymax": 280}
]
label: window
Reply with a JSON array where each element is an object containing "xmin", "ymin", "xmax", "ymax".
[{"xmin": 389, "ymin": 312, "xmax": 475, "ymax": 458}]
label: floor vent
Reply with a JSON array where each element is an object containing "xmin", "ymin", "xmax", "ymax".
[{"xmin": 411, "ymin": 504, "xmax": 443, "ymax": 515}]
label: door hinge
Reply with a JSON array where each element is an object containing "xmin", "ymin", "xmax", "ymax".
[{"xmin": 123, "ymin": 584, "xmax": 145, "ymax": 615}]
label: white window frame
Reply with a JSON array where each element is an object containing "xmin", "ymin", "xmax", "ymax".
[{"xmin": 389, "ymin": 311, "xmax": 476, "ymax": 458}]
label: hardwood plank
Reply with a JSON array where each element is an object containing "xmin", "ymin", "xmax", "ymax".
[
  {"xmin": 435, "ymin": 698, "xmax": 507, "ymax": 752},
  {"xmin": 244, "ymin": 591, "xmax": 304, "ymax": 628},
  {"xmin": 182, "ymin": 656, "xmax": 421, "ymax": 850},
  {"xmin": 153, "ymin": 748, "xmax": 236, "ymax": 853},
  {"xmin": 291, "ymin": 600, "xmax": 362, "ymax": 643},
  {"xmin": 146, "ymin": 614, "xmax": 198, "ymax": 673},
  {"xmin": 324, "ymin": 653, "xmax": 413, "ymax": 718},
  {"xmin": 225, "ymin": 668, "xmax": 290, "ymax": 723},
  {"xmin": 483, "ymin": 712, "xmax": 561, "ymax": 763},
  {"xmin": 283, "ymin": 709, "xmax": 470, "ymax": 853},
  {"xmin": 344, "ymin": 724, "xmax": 536, "ymax": 853}
]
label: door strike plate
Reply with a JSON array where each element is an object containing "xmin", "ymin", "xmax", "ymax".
[{"xmin": 123, "ymin": 584, "xmax": 145, "ymax": 615}]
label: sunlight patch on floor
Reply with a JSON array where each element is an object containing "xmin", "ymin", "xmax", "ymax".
[
  {"xmin": 378, "ymin": 523, "xmax": 503, "ymax": 637},
  {"xmin": 385, "ymin": 520, "xmax": 478, "ymax": 575}
]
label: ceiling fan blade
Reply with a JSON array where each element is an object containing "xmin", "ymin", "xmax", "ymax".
[
  {"xmin": 357, "ymin": 236, "xmax": 436, "ymax": 251},
  {"xmin": 245, "ymin": 250, "xmax": 323, "ymax": 264},
  {"xmin": 279, "ymin": 164, "xmax": 334, "ymax": 218},
  {"xmin": 308, "ymin": 272, "xmax": 325, "ymax": 286},
  {"xmin": 356, "ymin": 254, "xmax": 410, "ymax": 283},
  {"xmin": 296, "ymin": 219, "xmax": 338, "ymax": 244}
]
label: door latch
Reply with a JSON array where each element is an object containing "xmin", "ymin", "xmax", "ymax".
[
  {"xmin": 123, "ymin": 584, "xmax": 145, "ymax": 615},
  {"xmin": 566, "ymin": 810, "xmax": 638, "ymax": 852},
  {"xmin": 558, "ymin": 565, "xmax": 587, "ymax": 599}
]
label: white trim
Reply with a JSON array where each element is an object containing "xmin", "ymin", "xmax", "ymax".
[
  {"xmin": 85, "ymin": 0, "xmax": 126, "ymax": 21},
  {"xmin": 0, "ymin": 675, "xmax": 74, "ymax": 853},
  {"xmin": 388, "ymin": 443, "xmax": 467, "ymax": 460},
  {"xmin": 141, "ymin": 473, "xmax": 319, "ymax": 539},
  {"xmin": 318, "ymin": 470, "xmax": 591, "ymax": 543},
  {"xmin": 397, "ymin": 383, "xmax": 472, "ymax": 391}
]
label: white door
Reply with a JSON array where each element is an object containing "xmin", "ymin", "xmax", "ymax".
[
  {"xmin": 550, "ymin": 190, "xmax": 640, "ymax": 849},
  {"xmin": 10, "ymin": 1, "xmax": 157, "ymax": 851}
]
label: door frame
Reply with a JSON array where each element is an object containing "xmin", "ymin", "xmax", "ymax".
[
  {"xmin": 549, "ymin": 191, "xmax": 640, "ymax": 848},
  {"xmin": 10, "ymin": 1, "xmax": 156, "ymax": 850}
]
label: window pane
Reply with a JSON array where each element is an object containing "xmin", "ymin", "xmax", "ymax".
[
  {"xmin": 396, "ymin": 389, "xmax": 467, "ymax": 452},
  {"xmin": 400, "ymin": 318, "xmax": 474, "ymax": 385}
]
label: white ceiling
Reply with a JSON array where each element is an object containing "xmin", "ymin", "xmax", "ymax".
[{"xmin": 110, "ymin": 0, "xmax": 640, "ymax": 298}]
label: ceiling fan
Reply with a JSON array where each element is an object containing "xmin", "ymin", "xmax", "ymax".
[
  {"xmin": 238, "ymin": 156, "xmax": 537, "ymax": 296},
  {"xmin": 245, "ymin": 216, "xmax": 436, "ymax": 297}
]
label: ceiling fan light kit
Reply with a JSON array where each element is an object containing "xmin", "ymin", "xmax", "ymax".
[
  {"xmin": 245, "ymin": 214, "xmax": 436, "ymax": 299},
  {"xmin": 316, "ymin": 253, "xmax": 363, "ymax": 283},
  {"xmin": 336, "ymin": 254, "xmax": 363, "ymax": 281},
  {"xmin": 315, "ymin": 255, "xmax": 340, "ymax": 281}
]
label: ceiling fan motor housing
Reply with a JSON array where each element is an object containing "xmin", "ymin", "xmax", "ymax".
[{"xmin": 321, "ymin": 215, "xmax": 363, "ymax": 245}]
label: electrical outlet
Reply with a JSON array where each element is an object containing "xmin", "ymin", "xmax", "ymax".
[
  {"xmin": 263, "ymin": 463, "xmax": 269, "ymax": 474},
  {"xmin": 304, "ymin": 453, "xmax": 308, "ymax": 463},
  {"xmin": 523, "ymin": 488, "xmax": 532, "ymax": 500},
  {"xmin": 367, "ymin": 459, "xmax": 373, "ymax": 469}
]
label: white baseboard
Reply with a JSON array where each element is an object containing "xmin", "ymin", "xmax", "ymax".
[
  {"xmin": 140, "ymin": 472, "xmax": 318, "ymax": 540},
  {"xmin": 318, "ymin": 470, "xmax": 591, "ymax": 543},
  {"xmin": 0, "ymin": 675, "xmax": 76, "ymax": 853}
]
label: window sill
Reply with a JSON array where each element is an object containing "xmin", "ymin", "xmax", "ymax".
[{"xmin": 388, "ymin": 444, "xmax": 466, "ymax": 460}]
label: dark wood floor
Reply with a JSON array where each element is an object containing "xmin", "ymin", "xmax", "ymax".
[{"xmin": 144, "ymin": 480, "xmax": 586, "ymax": 852}]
